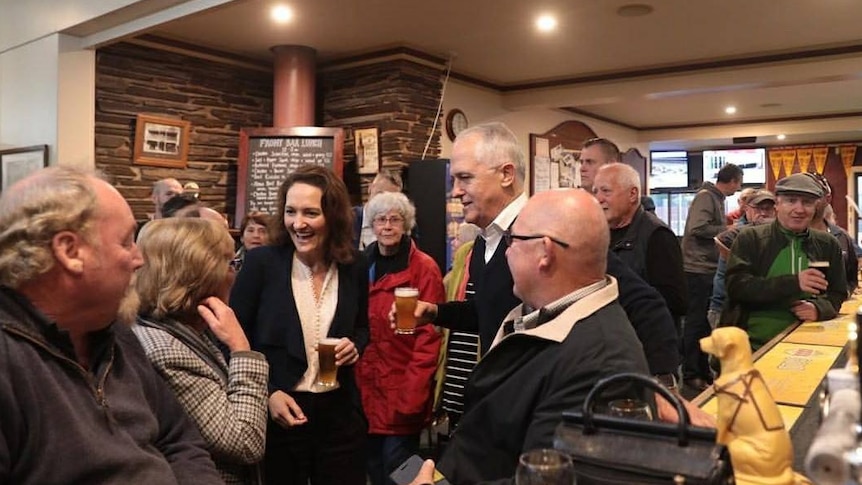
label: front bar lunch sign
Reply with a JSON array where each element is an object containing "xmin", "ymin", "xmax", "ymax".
[{"xmin": 236, "ymin": 127, "xmax": 344, "ymax": 227}]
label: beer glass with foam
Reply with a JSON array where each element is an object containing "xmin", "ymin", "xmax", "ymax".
[{"xmin": 394, "ymin": 287, "xmax": 419, "ymax": 335}]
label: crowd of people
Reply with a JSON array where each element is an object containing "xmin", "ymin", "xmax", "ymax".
[{"xmin": 0, "ymin": 120, "xmax": 855, "ymax": 485}]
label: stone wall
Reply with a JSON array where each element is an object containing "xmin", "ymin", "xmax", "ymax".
[
  {"xmin": 320, "ymin": 60, "xmax": 444, "ymax": 204},
  {"xmin": 95, "ymin": 42, "xmax": 445, "ymax": 220},
  {"xmin": 95, "ymin": 42, "xmax": 273, "ymax": 223}
]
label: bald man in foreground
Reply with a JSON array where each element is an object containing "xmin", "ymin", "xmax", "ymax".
[{"xmin": 407, "ymin": 189, "xmax": 650, "ymax": 485}]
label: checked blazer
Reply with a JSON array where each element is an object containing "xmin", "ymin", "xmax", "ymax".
[{"xmin": 133, "ymin": 317, "xmax": 269, "ymax": 485}]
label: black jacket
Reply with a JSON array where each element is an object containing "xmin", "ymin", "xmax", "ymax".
[
  {"xmin": 438, "ymin": 281, "xmax": 649, "ymax": 484},
  {"xmin": 229, "ymin": 245, "xmax": 370, "ymax": 401},
  {"xmin": 607, "ymin": 251, "xmax": 680, "ymax": 375},
  {"xmin": 612, "ymin": 207, "xmax": 688, "ymax": 316}
]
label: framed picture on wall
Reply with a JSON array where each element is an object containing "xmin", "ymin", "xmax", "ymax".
[
  {"xmin": 354, "ymin": 127, "xmax": 380, "ymax": 174},
  {"xmin": 0, "ymin": 144, "xmax": 48, "ymax": 191},
  {"xmin": 133, "ymin": 113, "xmax": 191, "ymax": 168}
]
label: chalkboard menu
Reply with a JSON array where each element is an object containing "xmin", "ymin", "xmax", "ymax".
[{"xmin": 236, "ymin": 127, "xmax": 344, "ymax": 227}]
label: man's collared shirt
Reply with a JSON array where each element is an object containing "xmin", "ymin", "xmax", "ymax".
[
  {"xmin": 507, "ymin": 278, "xmax": 609, "ymax": 334},
  {"xmin": 481, "ymin": 192, "xmax": 528, "ymax": 264}
]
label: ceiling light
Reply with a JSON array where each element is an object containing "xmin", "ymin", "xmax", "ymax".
[
  {"xmin": 271, "ymin": 5, "xmax": 293, "ymax": 23},
  {"xmin": 617, "ymin": 4, "xmax": 654, "ymax": 17},
  {"xmin": 724, "ymin": 106, "xmax": 737, "ymax": 115},
  {"xmin": 777, "ymin": 134, "xmax": 786, "ymax": 140},
  {"xmin": 536, "ymin": 15, "xmax": 558, "ymax": 32}
]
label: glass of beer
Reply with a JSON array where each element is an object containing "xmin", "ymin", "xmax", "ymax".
[
  {"xmin": 317, "ymin": 338, "xmax": 341, "ymax": 387},
  {"xmin": 394, "ymin": 287, "xmax": 419, "ymax": 335},
  {"xmin": 809, "ymin": 261, "xmax": 830, "ymax": 277}
]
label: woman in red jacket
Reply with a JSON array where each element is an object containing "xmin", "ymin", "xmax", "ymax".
[{"xmin": 355, "ymin": 191, "xmax": 443, "ymax": 485}]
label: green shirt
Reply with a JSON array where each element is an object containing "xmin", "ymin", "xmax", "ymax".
[{"xmin": 747, "ymin": 227, "xmax": 809, "ymax": 348}]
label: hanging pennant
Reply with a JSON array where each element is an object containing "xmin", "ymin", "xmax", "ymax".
[
  {"xmin": 813, "ymin": 146, "xmax": 828, "ymax": 174},
  {"xmin": 840, "ymin": 145, "xmax": 857, "ymax": 177},
  {"xmin": 796, "ymin": 148, "xmax": 812, "ymax": 173},
  {"xmin": 781, "ymin": 150, "xmax": 796, "ymax": 177},
  {"xmin": 768, "ymin": 149, "xmax": 783, "ymax": 180}
]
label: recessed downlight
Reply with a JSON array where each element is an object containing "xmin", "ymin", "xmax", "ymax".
[
  {"xmin": 536, "ymin": 14, "xmax": 558, "ymax": 32},
  {"xmin": 777, "ymin": 134, "xmax": 786, "ymax": 140},
  {"xmin": 271, "ymin": 5, "xmax": 294, "ymax": 23},
  {"xmin": 724, "ymin": 106, "xmax": 737, "ymax": 115}
]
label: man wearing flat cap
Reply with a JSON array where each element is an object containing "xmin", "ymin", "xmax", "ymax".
[{"xmin": 721, "ymin": 173, "xmax": 847, "ymax": 349}]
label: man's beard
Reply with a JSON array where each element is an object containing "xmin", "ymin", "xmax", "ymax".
[{"xmin": 116, "ymin": 276, "xmax": 140, "ymax": 326}]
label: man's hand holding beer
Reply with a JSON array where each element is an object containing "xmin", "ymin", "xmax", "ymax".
[
  {"xmin": 388, "ymin": 300, "xmax": 437, "ymax": 331},
  {"xmin": 798, "ymin": 267, "xmax": 828, "ymax": 295}
]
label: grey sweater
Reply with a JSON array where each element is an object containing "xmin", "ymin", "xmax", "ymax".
[{"xmin": 0, "ymin": 287, "xmax": 223, "ymax": 484}]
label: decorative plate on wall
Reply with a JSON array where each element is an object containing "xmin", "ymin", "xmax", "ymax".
[{"xmin": 445, "ymin": 109, "xmax": 468, "ymax": 141}]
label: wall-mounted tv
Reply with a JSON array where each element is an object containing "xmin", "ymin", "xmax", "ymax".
[
  {"xmin": 650, "ymin": 151, "xmax": 689, "ymax": 189},
  {"xmin": 702, "ymin": 148, "xmax": 766, "ymax": 185}
]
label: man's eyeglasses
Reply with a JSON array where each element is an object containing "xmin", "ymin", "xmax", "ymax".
[
  {"xmin": 503, "ymin": 229, "xmax": 570, "ymax": 249},
  {"xmin": 229, "ymin": 257, "xmax": 243, "ymax": 272},
  {"xmin": 372, "ymin": 215, "xmax": 404, "ymax": 226}
]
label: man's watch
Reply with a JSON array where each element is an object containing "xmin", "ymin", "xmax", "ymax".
[{"xmin": 654, "ymin": 373, "xmax": 678, "ymax": 392}]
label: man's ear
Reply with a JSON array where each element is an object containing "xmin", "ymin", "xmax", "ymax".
[
  {"xmin": 537, "ymin": 237, "xmax": 555, "ymax": 271},
  {"xmin": 629, "ymin": 187, "xmax": 640, "ymax": 204},
  {"xmin": 499, "ymin": 163, "xmax": 516, "ymax": 188},
  {"xmin": 52, "ymin": 231, "xmax": 85, "ymax": 274}
]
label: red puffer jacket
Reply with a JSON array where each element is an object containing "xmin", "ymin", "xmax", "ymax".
[{"xmin": 355, "ymin": 241, "xmax": 444, "ymax": 435}]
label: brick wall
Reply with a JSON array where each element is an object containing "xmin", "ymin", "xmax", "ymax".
[{"xmin": 95, "ymin": 42, "xmax": 273, "ymax": 223}]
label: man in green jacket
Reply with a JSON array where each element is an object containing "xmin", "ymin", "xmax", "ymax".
[{"xmin": 722, "ymin": 173, "xmax": 847, "ymax": 349}]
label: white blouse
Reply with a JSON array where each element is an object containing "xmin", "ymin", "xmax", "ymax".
[{"xmin": 291, "ymin": 254, "xmax": 340, "ymax": 393}]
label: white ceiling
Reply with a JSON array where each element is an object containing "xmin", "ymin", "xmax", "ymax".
[{"xmin": 100, "ymin": 0, "xmax": 862, "ymax": 149}]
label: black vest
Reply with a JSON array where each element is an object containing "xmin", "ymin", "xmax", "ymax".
[
  {"xmin": 469, "ymin": 235, "xmax": 521, "ymax": 354},
  {"xmin": 611, "ymin": 207, "xmax": 673, "ymax": 282}
]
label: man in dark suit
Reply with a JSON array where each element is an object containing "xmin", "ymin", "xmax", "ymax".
[{"xmin": 417, "ymin": 121, "xmax": 528, "ymax": 429}]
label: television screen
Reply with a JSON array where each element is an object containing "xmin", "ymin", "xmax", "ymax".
[
  {"xmin": 650, "ymin": 151, "xmax": 688, "ymax": 189},
  {"xmin": 702, "ymin": 148, "xmax": 766, "ymax": 185}
]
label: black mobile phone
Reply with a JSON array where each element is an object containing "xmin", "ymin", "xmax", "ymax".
[{"xmin": 389, "ymin": 454, "xmax": 451, "ymax": 485}]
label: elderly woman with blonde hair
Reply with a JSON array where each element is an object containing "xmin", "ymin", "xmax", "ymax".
[{"xmin": 132, "ymin": 218, "xmax": 269, "ymax": 485}]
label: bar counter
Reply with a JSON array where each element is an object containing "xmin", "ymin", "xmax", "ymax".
[{"xmin": 692, "ymin": 294, "xmax": 860, "ymax": 470}]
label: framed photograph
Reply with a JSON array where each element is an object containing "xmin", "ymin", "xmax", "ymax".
[
  {"xmin": 354, "ymin": 127, "xmax": 380, "ymax": 175},
  {"xmin": 1, "ymin": 144, "xmax": 49, "ymax": 191},
  {"xmin": 133, "ymin": 114, "xmax": 191, "ymax": 168}
]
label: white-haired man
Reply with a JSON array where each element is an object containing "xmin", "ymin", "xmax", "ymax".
[{"xmin": 593, "ymin": 163, "xmax": 687, "ymax": 325}]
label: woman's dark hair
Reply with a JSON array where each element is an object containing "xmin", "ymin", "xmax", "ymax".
[{"xmin": 273, "ymin": 165, "xmax": 355, "ymax": 264}]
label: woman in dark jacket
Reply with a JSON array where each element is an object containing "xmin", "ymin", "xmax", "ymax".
[
  {"xmin": 355, "ymin": 192, "xmax": 443, "ymax": 485},
  {"xmin": 230, "ymin": 165, "xmax": 369, "ymax": 485}
]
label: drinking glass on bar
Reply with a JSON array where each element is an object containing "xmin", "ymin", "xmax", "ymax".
[
  {"xmin": 317, "ymin": 338, "xmax": 341, "ymax": 387},
  {"xmin": 515, "ymin": 448, "xmax": 575, "ymax": 485},
  {"xmin": 394, "ymin": 287, "xmax": 419, "ymax": 335},
  {"xmin": 608, "ymin": 398, "xmax": 654, "ymax": 421}
]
